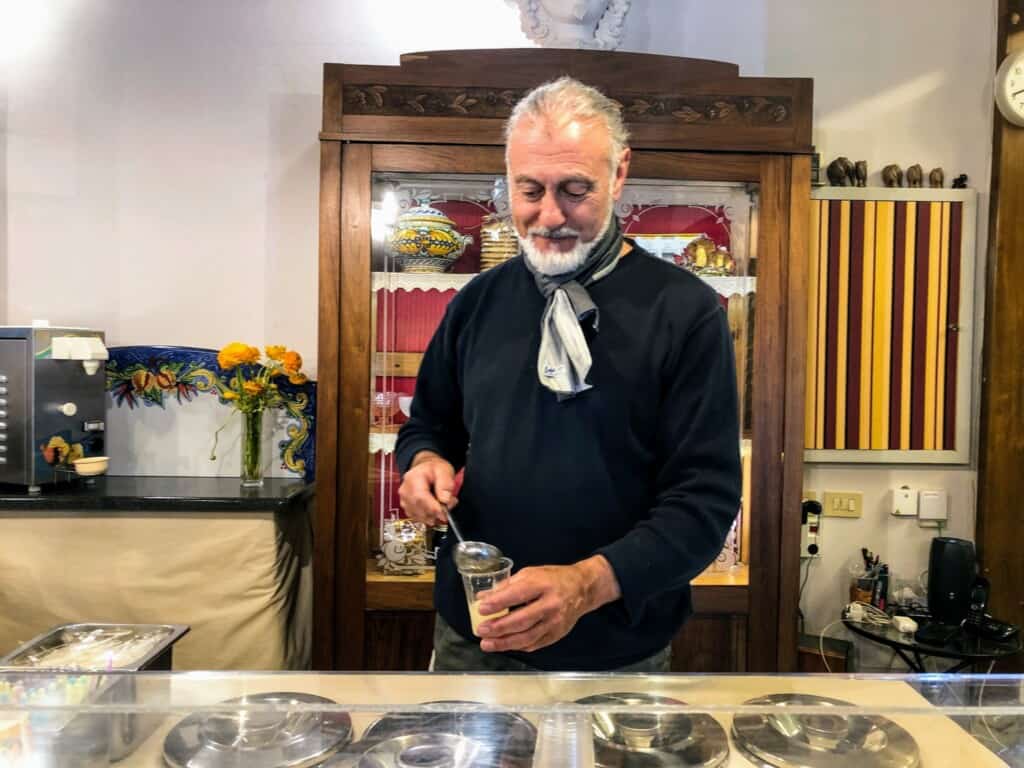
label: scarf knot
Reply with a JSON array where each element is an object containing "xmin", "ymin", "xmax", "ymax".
[{"xmin": 522, "ymin": 218, "xmax": 625, "ymax": 401}]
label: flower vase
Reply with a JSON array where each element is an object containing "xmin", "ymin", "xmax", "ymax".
[{"xmin": 240, "ymin": 409, "xmax": 265, "ymax": 487}]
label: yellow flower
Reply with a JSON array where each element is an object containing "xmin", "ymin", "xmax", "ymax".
[
  {"xmin": 243, "ymin": 381, "xmax": 264, "ymax": 396},
  {"xmin": 287, "ymin": 372, "xmax": 308, "ymax": 385},
  {"xmin": 218, "ymin": 342, "xmax": 260, "ymax": 370},
  {"xmin": 266, "ymin": 345, "xmax": 286, "ymax": 361},
  {"xmin": 67, "ymin": 443, "xmax": 85, "ymax": 463},
  {"xmin": 281, "ymin": 350, "xmax": 303, "ymax": 374},
  {"xmin": 221, "ymin": 390, "xmax": 239, "ymax": 400}
]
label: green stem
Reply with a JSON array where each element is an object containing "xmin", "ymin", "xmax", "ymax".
[{"xmin": 240, "ymin": 408, "xmax": 264, "ymax": 486}]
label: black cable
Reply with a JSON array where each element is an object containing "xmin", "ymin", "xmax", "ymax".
[{"xmin": 798, "ymin": 557, "xmax": 812, "ymax": 636}]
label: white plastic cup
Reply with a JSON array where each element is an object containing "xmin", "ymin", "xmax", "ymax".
[{"xmin": 458, "ymin": 556, "xmax": 513, "ymax": 636}]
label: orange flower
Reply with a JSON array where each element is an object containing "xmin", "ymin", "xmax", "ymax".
[
  {"xmin": 218, "ymin": 342, "xmax": 260, "ymax": 370},
  {"xmin": 265, "ymin": 345, "xmax": 286, "ymax": 361},
  {"xmin": 281, "ymin": 350, "xmax": 303, "ymax": 374},
  {"xmin": 287, "ymin": 372, "xmax": 308, "ymax": 385},
  {"xmin": 243, "ymin": 381, "xmax": 264, "ymax": 396}
]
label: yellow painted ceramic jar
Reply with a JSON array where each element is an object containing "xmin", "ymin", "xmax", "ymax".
[{"xmin": 389, "ymin": 205, "xmax": 473, "ymax": 273}]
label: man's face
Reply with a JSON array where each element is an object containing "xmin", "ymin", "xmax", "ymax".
[{"xmin": 506, "ymin": 115, "xmax": 630, "ymax": 274}]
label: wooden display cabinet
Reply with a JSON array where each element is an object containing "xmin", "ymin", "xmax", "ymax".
[{"xmin": 316, "ymin": 50, "xmax": 811, "ymax": 672}]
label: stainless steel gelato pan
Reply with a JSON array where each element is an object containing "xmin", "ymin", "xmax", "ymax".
[{"xmin": 1, "ymin": 622, "xmax": 190, "ymax": 762}]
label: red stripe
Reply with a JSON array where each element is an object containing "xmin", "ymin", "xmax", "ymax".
[
  {"xmin": 889, "ymin": 202, "xmax": 907, "ymax": 449},
  {"xmin": 910, "ymin": 204, "xmax": 931, "ymax": 450},
  {"xmin": 944, "ymin": 202, "xmax": 963, "ymax": 449},
  {"xmin": 824, "ymin": 200, "xmax": 842, "ymax": 449},
  {"xmin": 846, "ymin": 202, "xmax": 864, "ymax": 447}
]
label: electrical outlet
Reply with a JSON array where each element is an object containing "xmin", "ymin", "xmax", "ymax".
[
  {"xmin": 822, "ymin": 491, "xmax": 863, "ymax": 518},
  {"xmin": 800, "ymin": 499, "xmax": 822, "ymax": 558}
]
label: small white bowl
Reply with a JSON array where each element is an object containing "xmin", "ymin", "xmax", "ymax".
[
  {"xmin": 72, "ymin": 456, "xmax": 109, "ymax": 477},
  {"xmin": 398, "ymin": 395, "xmax": 413, "ymax": 418}
]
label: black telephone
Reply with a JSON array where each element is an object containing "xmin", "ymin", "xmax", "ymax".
[
  {"xmin": 963, "ymin": 577, "xmax": 1021, "ymax": 643},
  {"xmin": 964, "ymin": 577, "xmax": 989, "ymax": 631}
]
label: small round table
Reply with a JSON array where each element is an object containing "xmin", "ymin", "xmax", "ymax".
[{"xmin": 843, "ymin": 618, "xmax": 1022, "ymax": 673}]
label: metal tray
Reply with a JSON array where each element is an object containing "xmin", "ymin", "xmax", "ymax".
[
  {"xmin": 1, "ymin": 623, "xmax": 190, "ymax": 763},
  {"xmin": 0, "ymin": 623, "xmax": 190, "ymax": 672}
]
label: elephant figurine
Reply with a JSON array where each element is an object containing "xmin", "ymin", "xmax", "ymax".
[
  {"xmin": 882, "ymin": 164, "xmax": 904, "ymax": 188},
  {"xmin": 928, "ymin": 168, "xmax": 945, "ymax": 188},
  {"xmin": 827, "ymin": 156, "xmax": 855, "ymax": 186},
  {"xmin": 906, "ymin": 164, "xmax": 923, "ymax": 188},
  {"xmin": 854, "ymin": 161, "xmax": 867, "ymax": 187}
]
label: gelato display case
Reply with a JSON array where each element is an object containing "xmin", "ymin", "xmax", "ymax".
[{"xmin": 0, "ymin": 671, "xmax": 1021, "ymax": 766}]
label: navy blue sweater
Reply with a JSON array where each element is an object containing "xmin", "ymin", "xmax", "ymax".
[{"xmin": 395, "ymin": 245, "xmax": 741, "ymax": 671}]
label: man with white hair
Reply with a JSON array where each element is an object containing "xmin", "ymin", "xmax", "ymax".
[{"xmin": 397, "ymin": 77, "xmax": 741, "ymax": 672}]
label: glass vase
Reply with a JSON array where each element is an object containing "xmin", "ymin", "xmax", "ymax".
[{"xmin": 240, "ymin": 409, "xmax": 265, "ymax": 487}]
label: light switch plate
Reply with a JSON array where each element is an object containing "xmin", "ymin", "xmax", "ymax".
[{"xmin": 822, "ymin": 491, "xmax": 863, "ymax": 518}]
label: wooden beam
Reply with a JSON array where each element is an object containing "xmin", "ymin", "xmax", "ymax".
[
  {"xmin": 336, "ymin": 144, "xmax": 373, "ymax": 669},
  {"xmin": 976, "ymin": 0, "xmax": 1024, "ymax": 672},
  {"xmin": 313, "ymin": 141, "xmax": 341, "ymax": 670}
]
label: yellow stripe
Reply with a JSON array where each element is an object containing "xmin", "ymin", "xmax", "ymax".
[
  {"xmin": 871, "ymin": 202, "xmax": 894, "ymax": 449},
  {"xmin": 835, "ymin": 201, "xmax": 851, "ymax": 449},
  {"xmin": 806, "ymin": 202, "xmax": 821, "ymax": 449},
  {"xmin": 935, "ymin": 202, "xmax": 950, "ymax": 448},
  {"xmin": 923, "ymin": 202, "xmax": 941, "ymax": 449},
  {"xmin": 901, "ymin": 203, "xmax": 917, "ymax": 450},
  {"xmin": 816, "ymin": 202, "xmax": 829, "ymax": 449},
  {"xmin": 859, "ymin": 202, "xmax": 876, "ymax": 449}
]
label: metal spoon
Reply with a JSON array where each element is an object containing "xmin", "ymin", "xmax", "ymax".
[{"xmin": 442, "ymin": 503, "xmax": 503, "ymax": 572}]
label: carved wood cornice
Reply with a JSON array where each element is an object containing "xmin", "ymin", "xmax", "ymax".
[{"xmin": 343, "ymin": 84, "xmax": 792, "ymax": 127}]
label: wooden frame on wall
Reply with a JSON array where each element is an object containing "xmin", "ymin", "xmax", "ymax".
[{"xmin": 804, "ymin": 187, "xmax": 977, "ymax": 465}]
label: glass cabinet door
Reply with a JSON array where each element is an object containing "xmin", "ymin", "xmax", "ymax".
[{"xmin": 366, "ymin": 171, "xmax": 758, "ymax": 585}]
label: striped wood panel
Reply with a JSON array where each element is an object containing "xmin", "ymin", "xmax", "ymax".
[{"xmin": 806, "ymin": 199, "xmax": 962, "ymax": 451}]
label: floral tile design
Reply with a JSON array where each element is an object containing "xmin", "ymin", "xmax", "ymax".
[{"xmin": 106, "ymin": 346, "xmax": 316, "ymax": 480}]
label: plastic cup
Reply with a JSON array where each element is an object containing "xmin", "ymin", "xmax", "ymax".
[{"xmin": 458, "ymin": 557, "xmax": 513, "ymax": 636}]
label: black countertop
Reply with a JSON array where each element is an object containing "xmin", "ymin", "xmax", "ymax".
[{"xmin": 0, "ymin": 476, "xmax": 314, "ymax": 512}]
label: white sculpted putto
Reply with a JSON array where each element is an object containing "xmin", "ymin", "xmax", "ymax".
[{"xmin": 510, "ymin": 0, "xmax": 632, "ymax": 50}]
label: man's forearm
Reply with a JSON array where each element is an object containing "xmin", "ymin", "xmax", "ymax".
[{"xmin": 575, "ymin": 554, "xmax": 622, "ymax": 612}]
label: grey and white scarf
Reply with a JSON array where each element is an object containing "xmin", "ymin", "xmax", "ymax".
[{"xmin": 522, "ymin": 216, "xmax": 625, "ymax": 400}]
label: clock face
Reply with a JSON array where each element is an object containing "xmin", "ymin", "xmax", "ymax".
[{"xmin": 995, "ymin": 50, "xmax": 1024, "ymax": 127}]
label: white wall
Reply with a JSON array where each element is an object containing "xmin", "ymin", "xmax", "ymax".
[
  {"xmin": 624, "ymin": 0, "xmax": 999, "ymax": 656},
  {"xmin": 1, "ymin": 0, "xmax": 999, "ymax": 664},
  {"xmin": 0, "ymin": 0, "xmax": 531, "ymax": 374}
]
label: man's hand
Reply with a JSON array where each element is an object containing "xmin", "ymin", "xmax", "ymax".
[
  {"xmin": 475, "ymin": 556, "xmax": 621, "ymax": 653},
  {"xmin": 398, "ymin": 451, "xmax": 457, "ymax": 527}
]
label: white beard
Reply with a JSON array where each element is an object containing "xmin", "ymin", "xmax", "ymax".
[{"xmin": 518, "ymin": 214, "xmax": 613, "ymax": 276}]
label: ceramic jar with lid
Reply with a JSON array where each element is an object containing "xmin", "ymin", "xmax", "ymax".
[{"xmin": 388, "ymin": 205, "xmax": 473, "ymax": 273}]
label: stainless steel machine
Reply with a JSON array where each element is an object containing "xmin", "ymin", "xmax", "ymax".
[{"xmin": 0, "ymin": 326, "xmax": 108, "ymax": 492}]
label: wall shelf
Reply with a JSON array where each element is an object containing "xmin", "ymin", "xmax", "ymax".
[
  {"xmin": 372, "ymin": 270, "xmax": 755, "ymax": 297},
  {"xmin": 366, "ymin": 559, "xmax": 750, "ymax": 613}
]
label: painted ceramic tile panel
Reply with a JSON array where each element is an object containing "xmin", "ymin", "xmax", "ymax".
[{"xmin": 105, "ymin": 346, "xmax": 315, "ymax": 480}]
